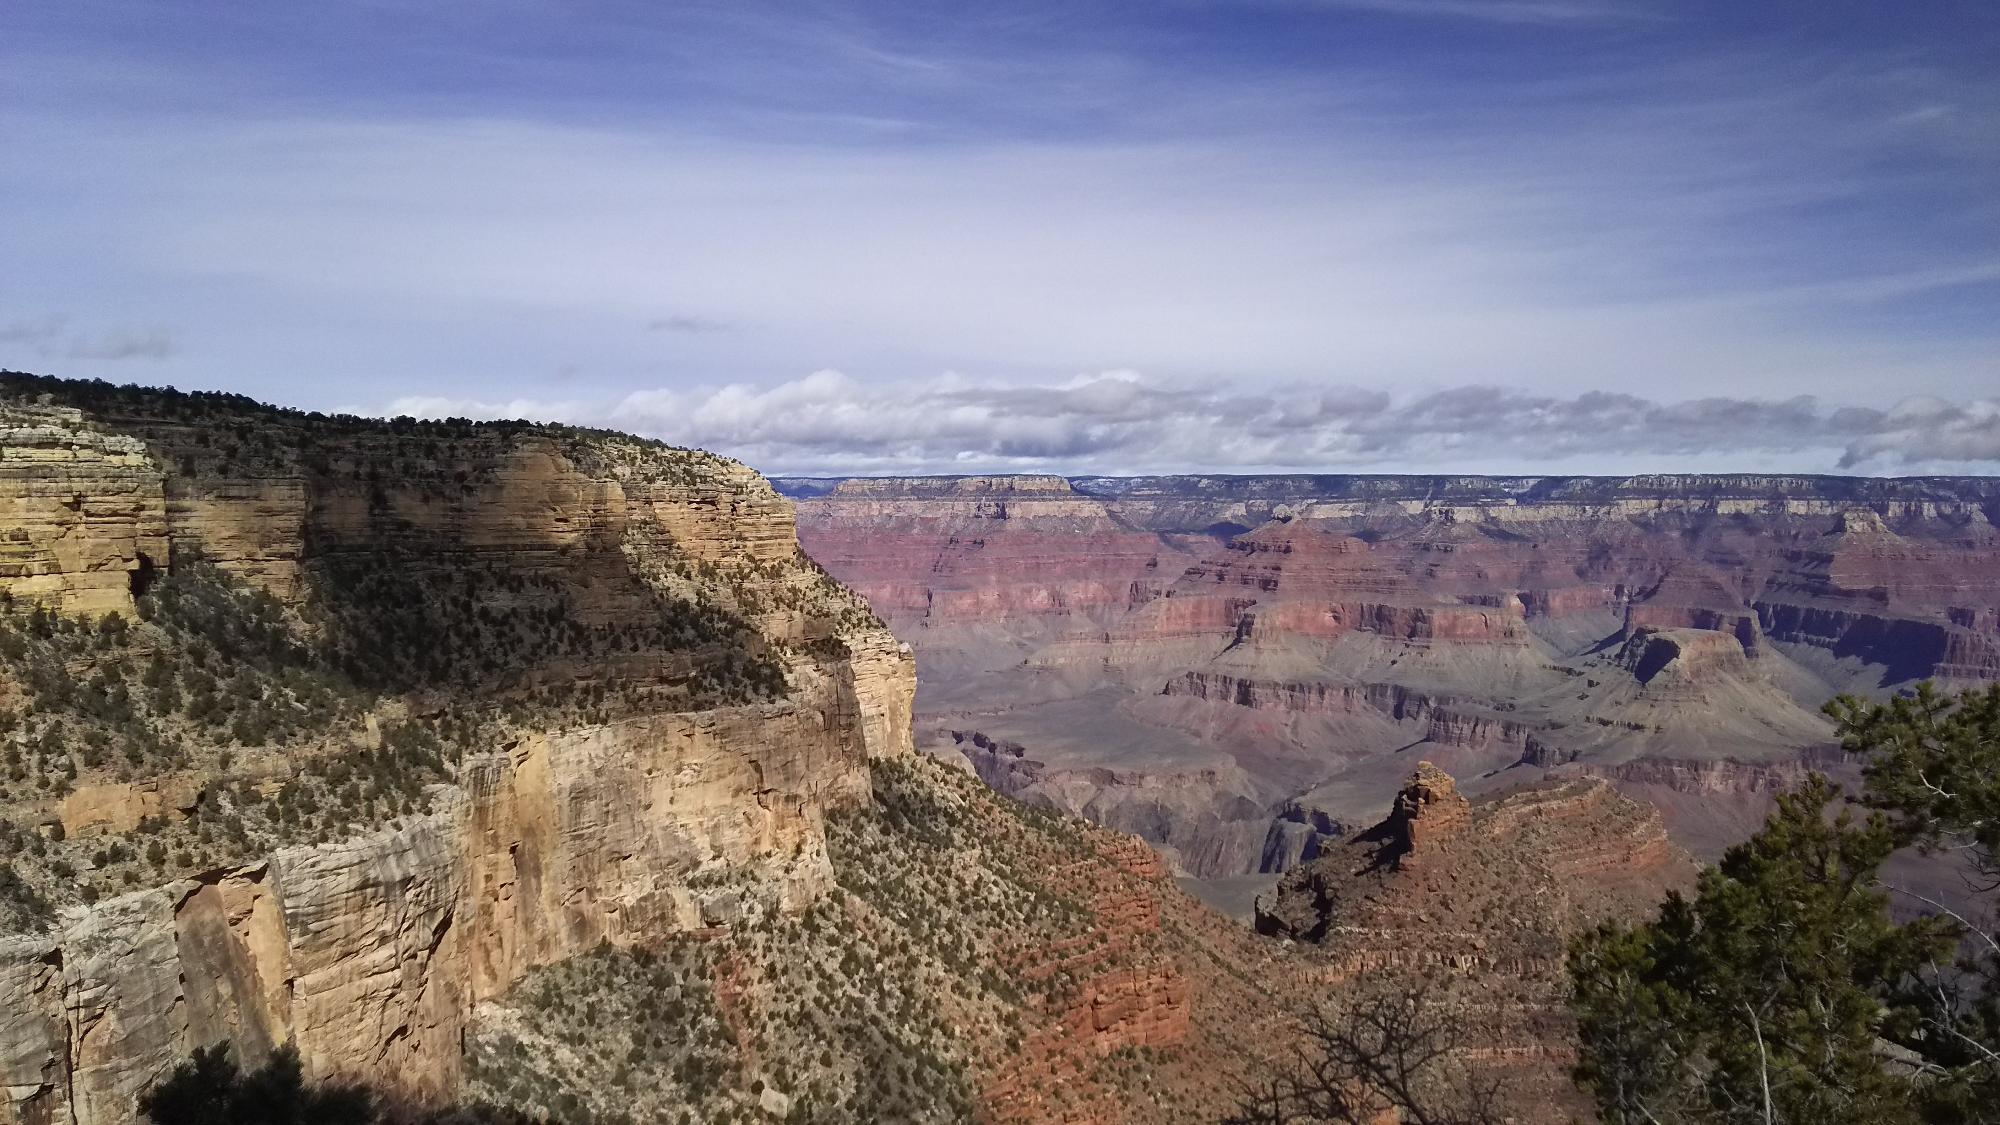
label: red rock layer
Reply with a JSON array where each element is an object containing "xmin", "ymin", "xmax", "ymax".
[
  {"xmin": 979, "ymin": 836, "xmax": 1204, "ymax": 1124},
  {"xmin": 791, "ymin": 476, "xmax": 2000, "ymax": 686},
  {"xmin": 1256, "ymin": 765, "xmax": 1697, "ymax": 1120}
]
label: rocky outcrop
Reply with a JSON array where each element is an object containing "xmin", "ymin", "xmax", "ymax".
[
  {"xmin": 2, "ymin": 685, "xmax": 903, "ymax": 1125},
  {"xmin": 0, "ymin": 404, "xmax": 167, "ymax": 617},
  {"xmin": 1386, "ymin": 761, "xmax": 1469, "ymax": 861},
  {"xmin": 1616, "ymin": 627, "xmax": 1756, "ymax": 693},
  {"xmin": 1261, "ymin": 802, "xmax": 1348, "ymax": 870},
  {"xmin": 1253, "ymin": 765, "xmax": 1695, "ymax": 1117},
  {"xmin": 1624, "ymin": 602, "xmax": 1762, "ymax": 656},
  {"xmin": 1256, "ymin": 764, "xmax": 1689, "ymax": 946},
  {"xmin": 0, "ymin": 378, "xmax": 917, "ymax": 1124}
]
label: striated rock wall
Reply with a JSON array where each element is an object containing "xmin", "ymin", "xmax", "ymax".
[
  {"xmin": 0, "ymin": 655, "xmax": 905, "ymax": 1125},
  {"xmin": 785, "ymin": 471, "xmax": 2000, "ymax": 689},
  {"xmin": 0, "ymin": 380, "xmax": 917, "ymax": 1124},
  {"xmin": 1164, "ymin": 672, "xmax": 1544, "ymax": 757},
  {"xmin": 1757, "ymin": 600, "xmax": 2000, "ymax": 683},
  {"xmin": 1625, "ymin": 602, "xmax": 1762, "ymax": 656},
  {"xmin": 0, "ymin": 404, "xmax": 168, "ymax": 617}
]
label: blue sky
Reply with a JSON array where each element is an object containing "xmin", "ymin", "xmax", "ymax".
[{"xmin": 4, "ymin": 0, "xmax": 1997, "ymax": 475}]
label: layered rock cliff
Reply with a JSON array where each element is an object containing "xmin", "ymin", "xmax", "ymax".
[
  {"xmin": 455, "ymin": 755, "xmax": 1292, "ymax": 1124},
  {"xmin": 0, "ymin": 375, "xmax": 915, "ymax": 1124}
]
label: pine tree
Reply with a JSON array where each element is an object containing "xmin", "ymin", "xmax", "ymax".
[
  {"xmin": 1571, "ymin": 774, "xmax": 1954, "ymax": 1124},
  {"xmin": 1831, "ymin": 683, "xmax": 2000, "ymax": 1122}
]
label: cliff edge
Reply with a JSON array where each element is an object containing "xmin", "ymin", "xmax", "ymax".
[{"xmin": 0, "ymin": 374, "xmax": 915, "ymax": 1123}]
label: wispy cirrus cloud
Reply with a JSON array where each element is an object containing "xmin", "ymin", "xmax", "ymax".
[
  {"xmin": 1278, "ymin": 0, "xmax": 1660, "ymax": 26},
  {"xmin": 0, "ymin": 314, "xmax": 177, "ymax": 362},
  {"xmin": 646, "ymin": 315, "xmax": 729, "ymax": 334}
]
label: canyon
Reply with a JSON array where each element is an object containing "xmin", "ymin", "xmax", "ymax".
[
  {"xmin": 0, "ymin": 372, "xmax": 1973, "ymax": 1123},
  {"xmin": 779, "ymin": 472, "xmax": 2000, "ymax": 888}
]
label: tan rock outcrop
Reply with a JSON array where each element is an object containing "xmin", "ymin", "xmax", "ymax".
[
  {"xmin": 0, "ymin": 665, "xmax": 905, "ymax": 1122},
  {"xmin": 1253, "ymin": 766, "xmax": 1696, "ymax": 1120},
  {"xmin": 0, "ymin": 381, "xmax": 917, "ymax": 1124},
  {"xmin": 0, "ymin": 404, "xmax": 168, "ymax": 617},
  {"xmin": 58, "ymin": 777, "xmax": 209, "ymax": 837},
  {"xmin": 1388, "ymin": 761, "xmax": 1469, "ymax": 860}
]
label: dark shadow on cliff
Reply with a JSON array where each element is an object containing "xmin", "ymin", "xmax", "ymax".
[{"xmin": 142, "ymin": 1043, "xmax": 552, "ymax": 1125}]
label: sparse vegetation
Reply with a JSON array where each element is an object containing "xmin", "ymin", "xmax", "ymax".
[
  {"xmin": 462, "ymin": 756, "xmax": 1203, "ymax": 1123},
  {"xmin": 1225, "ymin": 976, "xmax": 1511, "ymax": 1125},
  {"xmin": 0, "ymin": 371, "xmax": 1233, "ymax": 1124}
]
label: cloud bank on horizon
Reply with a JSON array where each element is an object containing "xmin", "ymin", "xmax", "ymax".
[
  {"xmin": 383, "ymin": 370, "xmax": 2000, "ymax": 478},
  {"xmin": 3, "ymin": 0, "xmax": 1996, "ymax": 475}
]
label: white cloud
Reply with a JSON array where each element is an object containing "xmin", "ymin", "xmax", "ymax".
[
  {"xmin": 381, "ymin": 371, "xmax": 2000, "ymax": 476},
  {"xmin": 381, "ymin": 394, "xmax": 590, "ymax": 422},
  {"xmin": 1839, "ymin": 399, "xmax": 2000, "ymax": 469},
  {"xmin": 7, "ymin": 56, "xmax": 1995, "ymax": 415}
]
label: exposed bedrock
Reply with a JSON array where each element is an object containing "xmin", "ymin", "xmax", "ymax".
[
  {"xmin": 782, "ymin": 472, "xmax": 2000, "ymax": 888},
  {"xmin": 946, "ymin": 730, "xmax": 1276, "ymax": 878},
  {"xmin": 1252, "ymin": 761, "xmax": 1697, "ymax": 1095},
  {"xmin": 0, "ymin": 664, "xmax": 914, "ymax": 1125},
  {"xmin": 1235, "ymin": 599, "xmax": 1533, "ymax": 645},
  {"xmin": 786, "ymin": 473, "xmax": 2000, "ymax": 688},
  {"xmin": 0, "ymin": 390, "xmax": 919, "ymax": 1124},
  {"xmin": 1164, "ymin": 671, "xmax": 1548, "ymax": 758},
  {"xmin": 1624, "ymin": 602, "xmax": 1763, "ymax": 655},
  {"xmin": 1756, "ymin": 601, "xmax": 2000, "ymax": 683},
  {"xmin": 1616, "ymin": 627, "xmax": 1757, "ymax": 692},
  {"xmin": 787, "ymin": 474, "xmax": 1204, "ymax": 636},
  {"xmin": 0, "ymin": 403, "xmax": 169, "ymax": 617}
]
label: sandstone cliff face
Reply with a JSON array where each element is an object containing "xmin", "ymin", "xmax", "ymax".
[
  {"xmin": 0, "ymin": 404, "xmax": 167, "ymax": 618},
  {"xmin": 0, "ymin": 380, "xmax": 915, "ymax": 1124},
  {"xmin": 1, "ymin": 704, "xmax": 877, "ymax": 1124}
]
